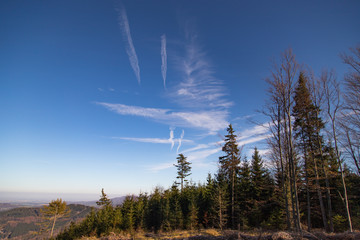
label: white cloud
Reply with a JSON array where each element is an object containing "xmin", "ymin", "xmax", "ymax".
[
  {"xmin": 149, "ymin": 162, "xmax": 174, "ymax": 172},
  {"xmin": 182, "ymin": 144, "xmax": 210, "ymax": 153},
  {"xmin": 149, "ymin": 146, "xmax": 220, "ymax": 172},
  {"xmin": 177, "ymin": 130, "xmax": 185, "ymax": 153},
  {"xmin": 238, "ymin": 124, "xmax": 269, "ymax": 140},
  {"xmin": 238, "ymin": 134, "xmax": 271, "ymax": 146},
  {"xmin": 169, "ymin": 128, "xmax": 175, "ymax": 150},
  {"xmin": 171, "ymin": 38, "xmax": 233, "ymax": 110},
  {"xmin": 116, "ymin": 6, "xmax": 141, "ymax": 84},
  {"xmin": 111, "ymin": 136, "xmax": 192, "ymax": 145},
  {"xmin": 161, "ymin": 34, "xmax": 167, "ymax": 88},
  {"xmin": 96, "ymin": 102, "xmax": 228, "ymax": 134},
  {"xmin": 187, "ymin": 147, "xmax": 221, "ymax": 164}
]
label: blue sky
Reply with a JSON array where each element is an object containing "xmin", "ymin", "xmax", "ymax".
[{"xmin": 1, "ymin": 0, "xmax": 359, "ymax": 201}]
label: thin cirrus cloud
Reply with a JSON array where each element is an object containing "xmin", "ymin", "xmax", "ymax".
[
  {"xmin": 161, "ymin": 34, "xmax": 167, "ymax": 88},
  {"xmin": 115, "ymin": 5, "xmax": 141, "ymax": 84},
  {"xmin": 170, "ymin": 35, "xmax": 233, "ymax": 110},
  {"xmin": 176, "ymin": 130, "xmax": 184, "ymax": 153},
  {"xmin": 237, "ymin": 124, "xmax": 271, "ymax": 146},
  {"xmin": 111, "ymin": 136, "xmax": 192, "ymax": 145},
  {"xmin": 149, "ymin": 146, "xmax": 221, "ymax": 172},
  {"xmin": 96, "ymin": 102, "xmax": 229, "ymax": 134}
]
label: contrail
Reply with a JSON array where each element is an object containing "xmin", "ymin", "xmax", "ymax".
[
  {"xmin": 169, "ymin": 128, "xmax": 175, "ymax": 150},
  {"xmin": 116, "ymin": 6, "xmax": 141, "ymax": 84},
  {"xmin": 177, "ymin": 130, "xmax": 185, "ymax": 153},
  {"xmin": 161, "ymin": 34, "xmax": 167, "ymax": 88}
]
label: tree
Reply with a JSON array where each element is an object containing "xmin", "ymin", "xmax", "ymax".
[
  {"xmin": 249, "ymin": 147, "xmax": 274, "ymax": 227},
  {"xmin": 219, "ymin": 124, "xmax": 241, "ymax": 229},
  {"xmin": 292, "ymin": 72, "xmax": 328, "ymax": 231},
  {"xmin": 96, "ymin": 188, "xmax": 112, "ymax": 207},
  {"xmin": 265, "ymin": 48, "xmax": 301, "ymax": 232},
  {"xmin": 341, "ymin": 46, "xmax": 360, "ymax": 175},
  {"xmin": 321, "ymin": 69, "xmax": 353, "ymax": 232},
  {"xmin": 174, "ymin": 153, "xmax": 192, "ymax": 191},
  {"xmin": 238, "ymin": 157, "xmax": 252, "ymax": 229},
  {"xmin": 40, "ymin": 198, "xmax": 71, "ymax": 238}
]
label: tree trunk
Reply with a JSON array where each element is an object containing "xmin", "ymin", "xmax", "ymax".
[
  {"xmin": 232, "ymin": 170, "xmax": 235, "ymax": 229},
  {"xmin": 50, "ymin": 213, "xmax": 57, "ymax": 237},
  {"xmin": 286, "ymin": 110, "xmax": 302, "ymax": 233},
  {"xmin": 277, "ymin": 116, "xmax": 291, "ymax": 230},
  {"xmin": 331, "ymin": 119, "xmax": 353, "ymax": 232},
  {"xmin": 317, "ymin": 133, "xmax": 334, "ymax": 232}
]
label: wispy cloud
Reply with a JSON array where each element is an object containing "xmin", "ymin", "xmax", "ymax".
[
  {"xmin": 112, "ymin": 136, "xmax": 192, "ymax": 145},
  {"xmin": 96, "ymin": 102, "xmax": 228, "ymax": 134},
  {"xmin": 161, "ymin": 34, "xmax": 167, "ymax": 88},
  {"xmin": 177, "ymin": 130, "xmax": 184, "ymax": 153},
  {"xmin": 116, "ymin": 5, "xmax": 140, "ymax": 84},
  {"xmin": 238, "ymin": 125, "xmax": 269, "ymax": 140},
  {"xmin": 169, "ymin": 128, "xmax": 175, "ymax": 150},
  {"xmin": 182, "ymin": 143, "xmax": 210, "ymax": 153},
  {"xmin": 238, "ymin": 134, "xmax": 271, "ymax": 146},
  {"xmin": 171, "ymin": 36, "xmax": 233, "ymax": 110},
  {"xmin": 149, "ymin": 146, "xmax": 220, "ymax": 172},
  {"xmin": 237, "ymin": 124, "xmax": 271, "ymax": 146},
  {"xmin": 149, "ymin": 162, "xmax": 174, "ymax": 172}
]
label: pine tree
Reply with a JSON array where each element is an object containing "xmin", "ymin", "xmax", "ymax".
[
  {"xmin": 40, "ymin": 198, "xmax": 71, "ymax": 238},
  {"xmin": 96, "ymin": 188, "xmax": 112, "ymax": 207},
  {"xmin": 292, "ymin": 72, "xmax": 328, "ymax": 231},
  {"xmin": 214, "ymin": 173, "xmax": 228, "ymax": 230},
  {"xmin": 174, "ymin": 154, "xmax": 192, "ymax": 192},
  {"xmin": 249, "ymin": 147, "xmax": 274, "ymax": 227},
  {"xmin": 238, "ymin": 158, "xmax": 251, "ymax": 229},
  {"xmin": 219, "ymin": 124, "xmax": 241, "ymax": 229}
]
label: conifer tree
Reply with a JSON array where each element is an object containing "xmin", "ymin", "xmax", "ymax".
[
  {"xmin": 238, "ymin": 158, "xmax": 251, "ymax": 229},
  {"xmin": 219, "ymin": 124, "xmax": 241, "ymax": 229},
  {"xmin": 174, "ymin": 154, "xmax": 192, "ymax": 191},
  {"xmin": 214, "ymin": 173, "xmax": 228, "ymax": 230},
  {"xmin": 96, "ymin": 188, "xmax": 112, "ymax": 207},
  {"xmin": 293, "ymin": 72, "xmax": 328, "ymax": 231},
  {"xmin": 249, "ymin": 148, "xmax": 274, "ymax": 227}
]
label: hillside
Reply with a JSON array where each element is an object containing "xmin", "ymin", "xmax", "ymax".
[{"xmin": 0, "ymin": 204, "xmax": 92, "ymax": 239}]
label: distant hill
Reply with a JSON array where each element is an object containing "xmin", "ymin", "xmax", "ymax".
[
  {"xmin": 0, "ymin": 202, "xmax": 45, "ymax": 212},
  {"xmin": 70, "ymin": 196, "xmax": 127, "ymax": 207},
  {"xmin": 0, "ymin": 204, "xmax": 92, "ymax": 239}
]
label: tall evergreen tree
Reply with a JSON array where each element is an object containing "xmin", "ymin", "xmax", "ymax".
[
  {"xmin": 249, "ymin": 148, "xmax": 274, "ymax": 227},
  {"xmin": 174, "ymin": 154, "xmax": 192, "ymax": 191},
  {"xmin": 96, "ymin": 188, "xmax": 112, "ymax": 207},
  {"xmin": 238, "ymin": 157, "xmax": 252, "ymax": 229},
  {"xmin": 292, "ymin": 72, "xmax": 328, "ymax": 231},
  {"xmin": 219, "ymin": 124, "xmax": 241, "ymax": 229}
]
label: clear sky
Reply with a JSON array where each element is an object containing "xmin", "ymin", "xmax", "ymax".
[{"xmin": 1, "ymin": 0, "xmax": 359, "ymax": 201}]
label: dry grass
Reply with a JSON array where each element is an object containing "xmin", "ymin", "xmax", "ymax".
[{"xmin": 77, "ymin": 229, "xmax": 360, "ymax": 240}]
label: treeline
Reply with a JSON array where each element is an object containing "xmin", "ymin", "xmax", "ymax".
[{"xmin": 57, "ymin": 46, "xmax": 360, "ymax": 239}]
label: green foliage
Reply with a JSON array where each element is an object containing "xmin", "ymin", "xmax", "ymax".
[
  {"xmin": 174, "ymin": 153, "xmax": 192, "ymax": 191},
  {"xmin": 96, "ymin": 188, "xmax": 112, "ymax": 207},
  {"xmin": 333, "ymin": 214, "xmax": 347, "ymax": 232},
  {"xmin": 40, "ymin": 198, "xmax": 71, "ymax": 237}
]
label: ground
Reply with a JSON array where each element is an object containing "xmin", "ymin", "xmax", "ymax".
[{"xmin": 77, "ymin": 229, "xmax": 360, "ymax": 240}]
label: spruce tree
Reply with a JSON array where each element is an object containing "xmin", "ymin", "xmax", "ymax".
[
  {"xmin": 238, "ymin": 157, "xmax": 251, "ymax": 229},
  {"xmin": 249, "ymin": 147, "xmax": 274, "ymax": 227},
  {"xmin": 96, "ymin": 188, "xmax": 112, "ymax": 207},
  {"xmin": 174, "ymin": 153, "xmax": 192, "ymax": 191},
  {"xmin": 219, "ymin": 124, "xmax": 241, "ymax": 229},
  {"xmin": 293, "ymin": 72, "xmax": 328, "ymax": 231}
]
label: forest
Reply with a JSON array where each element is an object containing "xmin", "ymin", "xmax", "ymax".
[{"xmin": 54, "ymin": 47, "xmax": 360, "ymax": 239}]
